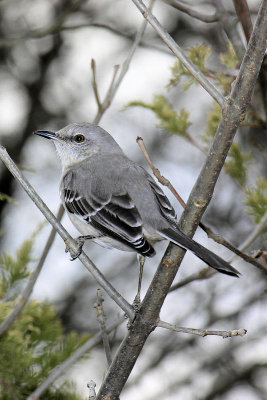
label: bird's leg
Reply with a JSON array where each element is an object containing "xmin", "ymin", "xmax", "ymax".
[
  {"xmin": 133, "ymin": 255, "xmax": 146, "ymax": 310},
  {"xmin": 65, "ymin": 235, "xmax": 95, "ymax": 260}
]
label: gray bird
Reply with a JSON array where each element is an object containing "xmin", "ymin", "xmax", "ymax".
[{"xmin": 34, "ymin": 123, "xmax": 239, "ymax": 277}]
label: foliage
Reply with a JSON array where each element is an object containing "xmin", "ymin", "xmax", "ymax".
[
  {"xmin": 0, "ymin": 235, "xmax": 89, "ymax": 399},
  {"xmin": 168, "ymin": 44, "xmax": 211, "ymax": 90},
  {"xmin": 167, "ymin": 42, "xmax": 238, "ymax": 95},
  {"xmin": 0, "ymin": 226, "xmax": 44, "ymax": 297},
  {"xmin": 0, "ymin": 193, "xmax": 16, "ymax": 204},
  {"xmin": 127, "ymin": 95, "xmax": 191, "ymax": 137},
  {"xmin": 225, "ymin": 143, "xmax": 251, "ymax": 187},
  {"xmin": 203, "ymin": 103, "xmax": 251, "ymax": 186},
  {"xmin": 203, "ymin": 101, "xmax": 222, "ymax": 141},
  {"xmin": 220, "ymin": 42, "xmax": 239, "ymax": 70},
  {"xmin": 245, "ymin": 178, "xmax": 267, "ymax": 223}
]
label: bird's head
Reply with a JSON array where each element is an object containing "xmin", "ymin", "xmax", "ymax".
[{"xmin": 33, "ymin": 122, "xmax": 122, "ymax": 170}]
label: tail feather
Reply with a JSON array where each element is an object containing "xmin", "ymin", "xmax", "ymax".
[{"xmin": 160, "ymin": 227, "xmax": 240, "ymax": 277}]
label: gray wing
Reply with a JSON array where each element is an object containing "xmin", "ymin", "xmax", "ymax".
[
  {"xmin": 63, "ymin": 170, "xmax": 155, "ymax": 257},
  {"xmin": 145, "ymin": 173, "xmax": 177, "ymax": 224}
]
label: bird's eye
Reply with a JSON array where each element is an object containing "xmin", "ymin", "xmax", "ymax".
[{"xmin": 73, "ymin": 134, "xmax": 85, "ymax": 143}]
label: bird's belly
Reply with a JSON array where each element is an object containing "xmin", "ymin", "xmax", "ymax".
[
  {"xmin": 67, "ymin": 211, "xmax": 135, "ymax": 252},
  {"xmin": 68, "ymin": 212, "xmax": 100, "ymax": 237}
]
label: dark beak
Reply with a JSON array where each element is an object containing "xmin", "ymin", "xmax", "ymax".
[{"xmin": 33, "ymin": 130, "xmax": 57, "ymax": 140}]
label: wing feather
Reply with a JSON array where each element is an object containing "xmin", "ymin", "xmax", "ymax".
[
  {"xmin": 62, "ymin": 172, "xmax": 155, "ymax": 257},
  {"xmin": 147, "ymin": 176, "xmax": 177, "ymax": 222}
]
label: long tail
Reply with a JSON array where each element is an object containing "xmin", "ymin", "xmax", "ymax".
[{"xmin": 159, "ymin": 226, "xmax": 240, "ymax": 277}]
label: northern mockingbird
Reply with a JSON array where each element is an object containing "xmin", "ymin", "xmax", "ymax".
[{"xmin": 34, "ymin": 123, "xmax": 239, "ymax": 277}]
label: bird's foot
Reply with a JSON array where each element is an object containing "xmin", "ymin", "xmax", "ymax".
[{"xmin": 64, "ymin": 235, "xmax": 93, "ymax": 260}]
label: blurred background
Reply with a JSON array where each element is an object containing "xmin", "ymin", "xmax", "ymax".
[{"xmin": 0, "ymin": 0, "xmax": 267, "ymax": 399}]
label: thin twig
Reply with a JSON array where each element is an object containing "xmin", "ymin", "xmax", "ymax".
[
  {"xmin": 170, "ymin": 212, "xmax": 267, "ymax": 292},
  {"xmin": 162, "ymin": 0, "xmax": 219, "ymax": 23},
  {"xmin": 214, "ymin": 0, "xmax": 245, "ymax": 61},
  {"xmin": 0, "ymin": 205, "xmax": 64, "ymax": 336},
  {"xmin": 0, "ymin": 146, "xmax": 134, "ymax": 320},
  {"xmin": 94, "ymin": 289, "xmax": 112, "ymax": 366},
  {"xmin": 91, "ymin": 59, "xmax": 102, "ymax": 111},
  {"xmin": 19, "ymin": 9, "xmax": 150, "ymax": 399},
  {"xmin": 27, "ymin": 315, "xmax": 125, "ymax": 400},
  {"xmin": 158, "ymin": 320, "xmax": 247, "ymax": 338},
  {"xmin": 169, "ymin": 267, "xmax": 214, "ymax": 292},
  {"xmin": 131, "ymin": 0, "xmax": 224, "ymax": 107},
  {"xmin": 233, "ymin": 0, "xmax": 253, "ymax": 42},
  {"xmin": 92, "ymin": 63, "xmax": 120, "ymax": 124},
  {"xmin": 231, "ymin": 212, "xmax": 267, "ymax": 259},
  {"xmin": 201, "ymin": 223, "xmax": 267, "ymax": 273},
  {"xmin": 88, "ymin": 380, "xmax": 97, "ymax": 400},
  {"xmin": 136, "ymin": 136, "xmax": 186, "ymax": 207},
  {"xmin": 136, "ymin": 137, "xmax": 267, "ymax": 274},
  {"xmin": 93, "ymin": 0, "xmax": 155, "ymax": 125}
]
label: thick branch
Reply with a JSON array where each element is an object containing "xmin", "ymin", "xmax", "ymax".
[
  {"xmin": 131, "ymin": 0, "xmax": 224, "ymax": 107},
  {"xmin": 96, "ymin": 2, "xmax": 267, "ymax": 398},
  {"xmin": 181, "ymin": 1, "xmax": 267, "ymax": 235},
  {"xmin": 233, "ymin": 0, "xmax": 253, "ymax": 42}
]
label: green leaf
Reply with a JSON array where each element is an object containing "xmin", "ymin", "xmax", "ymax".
[
  {"xmin": 0, "ymin": 224, "xmax": 45, "ymax": 297},
  {"xmin": 0, "ymin": 299, "xmax": 88, "ymax": 399},
  {"xmin": 0, "ymin": 192, "xmax": 17, "ymax": 204},
  {"xmin": 245, "ymin": 178, "xmax": 267, "ymax": 223},
  {"xmin": 220, "ymin": 42, "xmax": 239, "ymax": 69},
  {"xmin": 203, "ymin": 101, "xmax": 221, "ymax": 142},
  {"xmin": 127, "ymin": 95, "xmax": 191, "ymax": 137},
  {"xmin": 225, "ymin": 143, "xmax": 251, "ymax": 186},
  {"xmin": 215, "ymin": 71, "xmax": 235, "ymax": 95},
  {"xmin": 168, "ymin": 44, "xmax": 211, "ymax": 89}
]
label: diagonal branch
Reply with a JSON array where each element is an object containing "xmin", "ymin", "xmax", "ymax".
[
  {"xmin": 93, "ymin": 0, "xmax": 155, "ymax": 124},
  {"xmin": 136, "ymin": 136, "xmax": 267, "ymax": 274},
  {"xmin": 162, "ymin": 0, "xmax": 219, "ymax": 23},
  {"xmin": 0, "ymin": 146, "xmax": 134, "ymax": 320},
  {"xmin": 0, "ymin": 205, "xmax": 64, "ymax": 336},
  {"xmin": 131, "ymin": 0, "xmax": 224, "ymax": 107},
  {"xmin": 0, "ymin": 5, "xmax": 147, "ymax": 340},
  {"xmin": 95, "ymin": 2, "xmax": 267, "ymax": 398},
  {"xmin": 233, "ymin": 0, "xmax": 253, "ymax": 42}
]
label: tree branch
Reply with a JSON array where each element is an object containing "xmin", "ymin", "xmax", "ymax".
[
  {"xmin": 0, "ymin": 205, "xmax": 64, "ymax": 336},
  {"xmin": 93, "ymin": 0, "xmax": 155, "ymax": 125},
  {"xmin": 27, "ymin": 316, "xmax": 125, "ymax": 400},
  {"xmin": 157, "ymin": 320, "xmax": 247, "ymax": 338},
  {"xmin": 162, "ymin": 0, "xmax": 219, "ymax": 23},
  {"xmin": 231, "ymin": 211, "xmax": 267, "ymax": 256},
  {"xmin": 214, "ymin": 0, "xmax": 245, "ymax": 61},
  {"xmin": 0, "ymin": 146, "xmax": 134, "ymax": 320},
  {"xmin": 233, "ymin": 0, "xmax": 253, "ymax": 42},
  {"xmin": 131, "ymin": 0, "xmax": 224, "ymax": 107},
  {"xmin": 95, "ymin": 2, "xmax": 267, "ymax": 398},
  {"xmin": 0, "ymin": 0, "xmax": 151, "ymax": 326},
  {"xmin": 136, "ymin": 137, "xmax": 267, "ymax": 274},
  {"xmin": 95, "ymin": 289, "xmax": 112, "ymax": 366}
]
